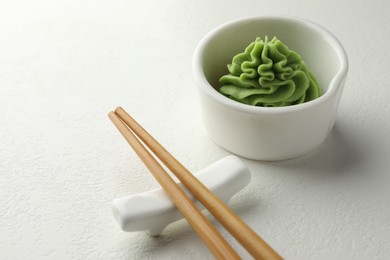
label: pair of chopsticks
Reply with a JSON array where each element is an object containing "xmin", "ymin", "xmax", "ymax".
[{"xmin": 108, "ymin": 107, "xmax": 282, "ymax": 260}]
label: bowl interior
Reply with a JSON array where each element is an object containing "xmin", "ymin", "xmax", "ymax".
[{"xmin": 200, "ymin": 17, "xmax": 345, "ymax": 95}]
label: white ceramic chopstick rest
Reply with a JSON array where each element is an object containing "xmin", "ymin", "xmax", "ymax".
[{"xmin": 111, "ymin": 155, "xmax": 251, "ymax": 236}]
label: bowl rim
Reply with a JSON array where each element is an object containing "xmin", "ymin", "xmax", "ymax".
[{"xmin": 192, "ymin": 15, "xmax": 349, "ymax": 115}]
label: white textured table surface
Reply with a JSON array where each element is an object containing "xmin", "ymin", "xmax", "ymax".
[{"xmin": 1, "ymin": 1, "xmax": 390, "ymax": 259}]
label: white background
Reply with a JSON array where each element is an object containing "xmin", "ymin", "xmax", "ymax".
[{"xmin": 1, "ymin": 0, "xmax": 390, "ymax": 259}]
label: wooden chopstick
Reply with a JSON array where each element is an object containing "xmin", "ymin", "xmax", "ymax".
[
  {"xmin": 113, "ymin": 107, "xmax": 282, "ymax": 260},
  {"xmin": 108, "ymin": 111, "xmax": 240, "ymax": 260}
]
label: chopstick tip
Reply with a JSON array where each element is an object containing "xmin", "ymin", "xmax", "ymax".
[
  {"xmin": 115, "ymin": 106, "xmax": 123, "ymax": 113},
  {"xmin": 108, "ymin": 111, "xmax": 116, "ymax": 119}
]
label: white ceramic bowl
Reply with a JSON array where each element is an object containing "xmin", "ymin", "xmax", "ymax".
[{"xmin": 193, "ymin": 16, "xmax": 348, "ymax": 161}]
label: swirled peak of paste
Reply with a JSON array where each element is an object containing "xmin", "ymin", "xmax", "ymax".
[{"xmin": 219, "ymin": 37, "xmax": 321, "ymax": 107}]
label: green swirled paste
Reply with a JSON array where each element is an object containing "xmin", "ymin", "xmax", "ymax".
[{"xmin": 219, "ymin": 36, "xmax": 321, "ymax": 107}]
